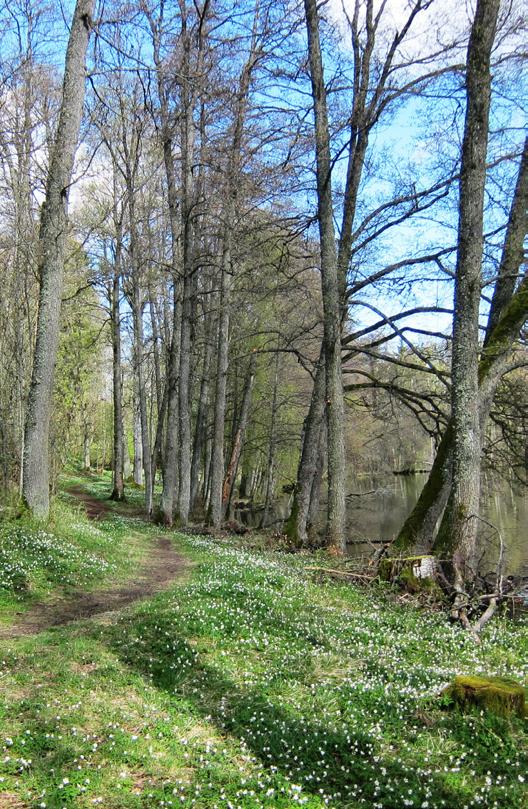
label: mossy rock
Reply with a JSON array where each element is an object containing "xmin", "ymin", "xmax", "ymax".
[
  {"xmin": 379, "ymin": 555, "xmax": 440, "ymax": 594},
  {"xmin": 442, "ymin": 675, "xmax": 527, "ymax": 718}
]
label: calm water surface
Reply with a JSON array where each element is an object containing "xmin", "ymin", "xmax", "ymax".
[
  {"xmin": 234, "ymin": 474, "xmax": 527, "ymax": 575},
  {"xmin": 344, "ymin": 474, "xmax": 528, "ymax": 575}
]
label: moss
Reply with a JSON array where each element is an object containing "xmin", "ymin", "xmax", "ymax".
[
  {"xmin": 378, "ymin": 556, "xmax": 441, "ymax": 595},
  {"xmin": 378, "ymin": 558, "xmax": 392, "ymax": 582},
  {"xmin": 284, "ymin": 494, "xmax": 301, "ymax": 547},
  {"xmin": 479, "ymin": 278, "xmax": 528, "ymax": 383},
  {"xmin": 393, "ymin": 423, "xmax": 452, "ymax": 552},
  {"xmin": 443, "ymin": 675, "xmax": 527, "ymax": 718}
]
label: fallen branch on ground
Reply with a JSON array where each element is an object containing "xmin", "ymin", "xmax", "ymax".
[{"xmin": 304, "ymin": 566, "xmax": 375, "ymax": 581}]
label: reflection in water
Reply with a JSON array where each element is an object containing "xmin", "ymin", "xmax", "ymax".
[
  {"xmin": 345, "ymin": 474, "xmax": 528, "ymax": 575},
  {"xmin": 234, "ymin": 474, "xmax": 527, "ymax": 575}
]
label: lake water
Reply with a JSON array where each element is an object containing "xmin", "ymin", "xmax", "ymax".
[
  {"xmin": 344, "ymin": 474, "xmax": 528, "ymax": 576},
  {"xmin": 236, "ymin": 474, "xmax": 528, "ymax": 575}
]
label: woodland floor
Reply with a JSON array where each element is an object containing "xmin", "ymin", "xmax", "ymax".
[
  {"xmin": 0, "ymin": 474, "xmax": 526, "ymax": 809},
  {"xmin": 0, "ymin": 484, "xmax": 186, "ymax": 636}
]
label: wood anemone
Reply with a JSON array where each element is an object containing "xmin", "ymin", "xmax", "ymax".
[{"xmin": 441, "ymin": 675, "xmax": 526, "ymax": 718}]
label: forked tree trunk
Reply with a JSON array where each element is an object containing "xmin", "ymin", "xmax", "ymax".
[
  {"xmin": 288, "ymin": 0, "xmax": 373, "ymax": 548},
  {"xmin": 22, "ymin": 0, "xmax": 94, "ymax": 518}
]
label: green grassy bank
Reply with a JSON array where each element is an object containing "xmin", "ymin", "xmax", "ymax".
[{"xmin": 0, "ymin": 476, "xmax": 526, "ymax": 808}]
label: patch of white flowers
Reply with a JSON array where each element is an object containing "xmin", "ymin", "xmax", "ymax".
[
  {"xmin": 0, "ymin": 527, "xmax": 526, "ymax": 808},
  {"xmin": 0, "ymin": 525, "xmax": 114, "ymax": 592}
]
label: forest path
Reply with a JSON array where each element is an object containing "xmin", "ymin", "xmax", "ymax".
[{"xmin": 0, "ymin": 487, "xmax": 187, "ymax": 638}]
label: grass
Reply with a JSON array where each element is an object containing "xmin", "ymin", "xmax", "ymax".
[
  {"xmin": 0, "ymin": 473, "xmax": 159, "ymax": 625},
  {"xmin": 0, "ymin": 475, "xmax": 526, "ymax": 808}
]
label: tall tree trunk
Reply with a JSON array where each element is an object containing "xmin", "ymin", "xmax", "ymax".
[
  {"xmin": 149, "ymin": 293, "xmax": 163, "ymax": 423},
  {"xmin": 208, "ymin": 252, "xmax": 231, "ymax": 527},
  {"xmin": 304, "ymin": 0, "xmax": 347, "ymax": 553},
  {"xmin": 161, "ymin": 287, "xmax": 181, "ymax": 524},
  {"xmin": 222, "ymin": 356, "xmax": 256, "ymax": 517},
  {"xmin": 434, "ymin": 0, "xmax": 500, "ymax": 608},
  {"xmin": 176, "ymin": 89, "xmax": 196, "ymax": 526},
  {"xmin": 151, "ymin": 382, "xmax": 167, "ymax": 486},
  {"xmin": 262, "ymin": 348, "xmax": 280, "ymax": 528},
  {"xmin": 83, "ymin": 427, "xmax": 91, "ymax": 471},
  {"xmin": 22, "ymin": 0, "xmax": 94, "ymax": 518},
  {"xmin": 288, "ymin": 1, "xmax": 373, "ymax": 547},
  {"xmin": 110, "ymin": 247, "xmax": 125, "ymax": 501},
  {"xmin": 132, "ymin": 284, "xmax": 154, "ymax": 516},
  {"xmin": 156, "ymin": 61, "xmax": 183, "ymax": 525},
  {"xmin": 133, "ymin": 392, "xmax": 143, "ymax": 485},
  {"xmin": 285, "ymin": 358, "xmax": 325, "ymax": 545},
  {"xmin": 307, "ymin": 418, "xmax": 326, "ymax": 535},
  {"xmin": 191, "ymin": 327, "xmax": 213, "ymax": 513},
  {"xmin": 395, "ymin": 139, "xmax": 528, "ymax": 552}
]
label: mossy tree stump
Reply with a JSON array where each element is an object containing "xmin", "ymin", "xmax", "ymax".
[
  {"xmin": 379, "ymin": 555, "xmax": 440, "ymax": 594},
  {"xmin": 442, "ymin": 675, "xmax": 526, "ymax": 718}
]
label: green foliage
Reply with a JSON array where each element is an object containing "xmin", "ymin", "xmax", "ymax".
[{"xmin": 53, "ymin": 251, "xmax": 107, "ymax": 472}]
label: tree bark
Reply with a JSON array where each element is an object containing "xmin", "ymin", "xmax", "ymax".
[
  {"xmin": 190, "ymin": 325, "xmax": 213, "ymax": 513},
  {"xmin": 262, "ymin": 348, "xmax": 280, "ymax": 528},
  {"xmin": 484, "ymin": 138, "xmax": 528, "ymax": 344},
  {"xmin": 131, "ymin": 282, "xmax": 154, "ymax": 515},
  {"xmin": 110, "ymin": 240, "xmax": 125, "ymax": 501},
  {"xmin": 288, "ymin": 0, "xmax": 374, "ymax": 546},
  {"xmin": 133, "ymin": 391, "xmax": 143, "ymax": 486},
  {"xmin": 395, "ymin": 136, "xmax": 527, "ymax": 553},
  {"xmin": 177, "ymin": 97, "xmax": 195, "ymax": 526},
  {"xmin": 285, "ymin": 358, "xmax": 325, "ymax": 545},
  {"xmin": 22, "ymin": 0, "xmax": 94, "ymax": 518},
  {"xmin": 161, "ymin": 287, "xmax": 181, "ymax": 524},
  {"xmin": 222, "ymin": 356, "xmax": 256, "ymax": 518},
  {"xmin": 207, "ymin": 21, "xmax": 259, "ymax": 527},
  {"xmin": 434, "ymin": 0, "xmax": 500, "ymax": 604},
  {"xmin": 304, "ymin": 0, "xmax": 347, "ymax": 553}
]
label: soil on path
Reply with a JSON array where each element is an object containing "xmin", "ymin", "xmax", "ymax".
[{"xmin": 0, "ymin": 488, "xmax": 186, "ymax": 639}]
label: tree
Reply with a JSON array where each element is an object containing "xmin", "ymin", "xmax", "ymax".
[
  {"xmin": 288, "ymin": 0, "xmax": 466, "ymax": 549},
  {"xmin": 394, "ymin": 138, "xmax": 528, "ymax": 554},
  {"xmin": 303, "ymin": 0, "xmax": 346, "ymax": 553},
  {"xmin": 22, "ymin": 0, "xmax": 95, "ymax": 518}
]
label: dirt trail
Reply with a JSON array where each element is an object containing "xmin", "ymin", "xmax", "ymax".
[{"xmin": 0, "ymin": 488, "xmax": 186, "ymax": 639}]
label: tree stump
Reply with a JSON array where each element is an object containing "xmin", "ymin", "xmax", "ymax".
[
  {"xmin": 378, "ymin": 555, "xmax": 440, "ymax": 594},
  {"xmin": 442, "ymin": 675, "xmax": 526, "ymax": 718}
]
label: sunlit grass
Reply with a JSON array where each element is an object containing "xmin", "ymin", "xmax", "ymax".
[{"xmin": 0, "ymin": 478, "xmax": 526, "ymax": 807}]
